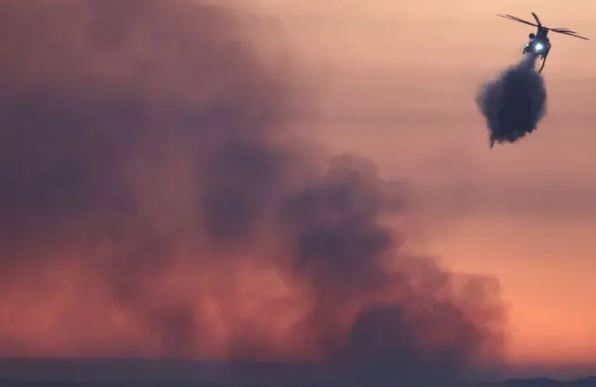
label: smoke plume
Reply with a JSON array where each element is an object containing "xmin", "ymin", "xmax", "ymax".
[
  {"xmin": 0, "ymin": 1, "xmax": 505, "ymax": 385},
  {"xmin": 477, "ymin": 54, "xmax": 547, "ymax": 147}
]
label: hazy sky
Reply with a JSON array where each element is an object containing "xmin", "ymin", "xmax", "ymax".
[
  {"xmin": 0, "ymin": 1, "xmax": 594, "ymax": 376},
  {"xmin": 255, "ymin": 0, "xmax": 596, "ymax": 365}
]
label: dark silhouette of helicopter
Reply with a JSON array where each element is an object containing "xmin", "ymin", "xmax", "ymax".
[{"xmin": 498, "ymin": 12, "xmax": 589, "ymax": 73}]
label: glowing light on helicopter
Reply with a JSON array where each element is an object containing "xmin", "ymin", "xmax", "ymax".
[{"xmin": 534, "ymin": 42, "xmax": 545, "ymax": 52}]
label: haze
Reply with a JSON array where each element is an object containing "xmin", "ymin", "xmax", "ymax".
[
  {"xmin": 256, "ymin": 0, "xmax": 596, "ymax": 367},
  {"xmin": 0, "ymin": 0, "xmax": 595, "ymax": 379}
]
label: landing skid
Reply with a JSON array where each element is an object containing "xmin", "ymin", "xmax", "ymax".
[{"xmin": 537, "ymin": 55, "xmax": 547, "ymax": 73}]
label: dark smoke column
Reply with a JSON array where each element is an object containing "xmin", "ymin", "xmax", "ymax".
[
  {"xmin": 477, "ymin": 54, "xmax": 547, "ymax": 147},
  {"xmin": 0, "ymin": 0, "xmax": 506, "ymax": 384}
]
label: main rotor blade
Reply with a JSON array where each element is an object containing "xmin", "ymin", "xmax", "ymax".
[
  {"xmin": 551, "ymin": 30, "xmax": 590, "ymax": 40},
  {"xmin": 531, "ymin": 12, "xmax": 543, "ymax": 27},
  {"xmin": 497, "ymin": 14, "xmax": 539, "ymax": 27},
  {"xmin": 551, "ymin": 27, "xmax": 577, "ymax": 33}
]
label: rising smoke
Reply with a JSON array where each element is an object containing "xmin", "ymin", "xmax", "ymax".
[
  {"xmin": 477, "ymin": 54, "xmax": 547, "ymax": 147},
  {"xmin": 0, "ymin": 1, "xmax": 505, "ymax": 385}
]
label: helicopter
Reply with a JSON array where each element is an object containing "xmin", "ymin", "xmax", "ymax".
[{"xmin": 498, "ymin": 12, "xmax": 589, "ymax": 73}]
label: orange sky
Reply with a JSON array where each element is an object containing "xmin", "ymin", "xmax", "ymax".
[{"xmin": 255, "ymin": 0, "xmax": 596, "ymax": 366}]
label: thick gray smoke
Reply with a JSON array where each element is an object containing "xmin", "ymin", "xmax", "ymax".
[
  {"xmin": 0, "ymin": 1, "xmax": 505, "ymax": 386},
  {"xmin": 477, "ymin": 54, "xmax": 547, "ymax": 147}
]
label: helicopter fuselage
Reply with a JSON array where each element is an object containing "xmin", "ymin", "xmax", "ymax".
[
  {"xmin": 523, "ymin": 28, "xmax": 551, "ymax": 58},
  {"xmin": 498, "ymin": 12, "xmax": 589, "ymax": 73}
]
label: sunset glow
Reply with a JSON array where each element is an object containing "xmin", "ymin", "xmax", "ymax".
[{"xmin": 1, "ymin": 0, "xmax": 595, "ymax": 378}]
